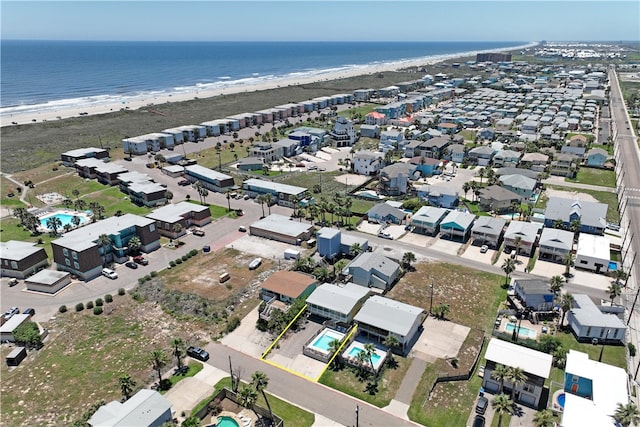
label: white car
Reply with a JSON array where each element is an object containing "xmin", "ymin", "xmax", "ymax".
[
  {"xmin": 480, "ymin": 245, "xmax": 489, "ymax": 253},
  {"xmin": 102, "ymin": 268, "xmax": 118, "ymax": 280},
  {"xmin": 248, "ymin": 257, "xmax": 262, "ymax": 270},
  {"xmin": 378, "ymin": 232, "xmax": 393, "ymax": 240}
]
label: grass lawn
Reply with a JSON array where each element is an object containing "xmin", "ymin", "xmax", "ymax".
[
  {"xmin": 0, "ymin": 217, "xmax": 56, "ymax": 259},
  {"xmin": 162, "ymin": 361, "xmax": 204, "ymax": 393},
  {"xmin": 552, "ymin": 329, "xmax": 626, "ymax": 369},
  {"xmin": 547, "ymin": 185, "xmax": 619, "ymax": 224},
  {"xmin": 25, "ymin": 173, "xmax": 108, "ymax": 203},
  {"xmin": 566, "ymin": 168, "xmax": 616, "ymax": 188},
  {"xmin": 319, "ymin": 355, "xmax": 411, "ymax": 407},
  {"xmin": 491, "ymin": 412, "xmax": 512, "ymax": 427},
  {"xmin": 82, "ymin": 186, "xmax": 152, "ymax": 217},
  {"xmin": 11, "ymin": 163, "xmax": 73, "ymax": 186},
  {"xmin": 248, "ymin": 170, "xmax": 284, "ymax": 177},
  {"xmin": 194, "ymin": 145, "xmax": 250, "ymax": 169},
  {"xmin": 590, "ymin": 144, "xmax": 614, "ymax": 155}
]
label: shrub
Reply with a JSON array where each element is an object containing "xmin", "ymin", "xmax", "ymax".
[
  {"xmin": 181, "ymin": 255, "xmax": 188, "ymax": 262},
  {"xmin": 144, "ymin": 275, "xmax": 151, "ymax": 282},
  {"xmin": 189, "ymin": 249, "xmax": 198, "ymax": 257},
  {"xmin": 226, "ymin": 316, "xmax": 241, "ymax": 333},
  {"xmin": 95, "ymin": 298, "xmax": 104, "ymax": 307},
  {"xmin": 104, "ymin": 294, "xmax": 113, "ymax": 303},
  {"xmin": 75, "ymin": 303, "xmax": 84, "ymax": 312},
  {"xmin": 150, "ymin": 271, "xmax": 158, "ymax": 277},
  {"xmin": 175, "ymin": 258, "xmax": 183, "ymax": 265},
  {"xmin": 86, "ymin": 301, "xmax": 94, "ymax": 309},
  {"xmin": 93, "ymin": 306, "xmax": 103, "ymax": 315},
  {"xmin": 138, "ymin": 278, "xmax": 146, "ymax": 285},
  {"xmin": 59, "ymin": 305, "xmax": 67, "ymax": 313},
  {"xmin": 629, "ymin": 342, "xmax": 637, "ymax": 357},
  {"xmin": 118, "ymin": 288, "xmax": 125, "ymax": 296},
  {"xmin": 169, "ymin": 260, "xmax": 176, "ymax": 268}
]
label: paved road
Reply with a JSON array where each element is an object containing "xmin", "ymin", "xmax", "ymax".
[{"xmin": 204, "ymin": 342, "xmax": 418, "ymax": 427}]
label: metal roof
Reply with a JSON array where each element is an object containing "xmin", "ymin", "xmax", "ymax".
[
  {"xmin": 147, "ymin": 202, "xmax": 210, "ymax": 223},
  {"xmin": 88, "ymin": 389, "xmax": 172, "ymax": 426},
  {"xmin": 354, "ymin": 295, "xmax": 424, "ymax": 336},
  {"xmin": 570, "ymin": 294, "xmax": 625, "ymax": 329},
  {"xmin": 485, "ymin": 338, "xmax": 552, "ymax": 379},
  {"xmin": 0, "ymin": 241, "xmax": 44, "ymax": 262},
  {"xmin": 306, "ymin": 283, "xmax": 371, "ymax": 315}
]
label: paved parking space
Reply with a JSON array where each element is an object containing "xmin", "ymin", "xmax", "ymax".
[
  {"xmin": 570, "ymin": 268, "xmax": 616, "ymax": 292},
  {"xmin": 411, "ymin": 316, "xmax": 470, "ymax": 362},
  {"xmin": 461, "ymin": 242, "xmax": 496, "ymax": 264},
  {"xmin": 496, "ymin": 251, "xmax": 529, "ymax": 272},
  {"xmin": 398, "ymin": 232, "xmax": 434, "ymax": 247},
  {"xmin": 429, "ymin": 237, "xmax": 463, "ymax": 255},
  {"xmin": 220, "ymin": 303, "xmax": 271, "ymax": 358},
  {"xmin": 530, "ymin": 258, "xmax": 565, "ymax": 277},
  {"xmin": 227, "ymin": 235, "xmax": 302, "ymax": 259}
]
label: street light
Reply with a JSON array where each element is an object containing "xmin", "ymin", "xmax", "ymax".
[{"xmin": 429, "ymin": 283, "xmax": 434, "ymax": 315}]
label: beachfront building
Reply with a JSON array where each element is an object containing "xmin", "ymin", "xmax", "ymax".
[
  {"xmin": 146, "ymin": 202, "xmax": 212, "ymax": 239},
  {"xmin": 0, "ymin": 240, "xmax": 49, "ymax": 279},
  {"xmin": 378, "ymin": 163, "xmax": 416, "ymax": 196},
  {"xmin": 567, "ymin": 294, "xmax": 626, "ymax": 344},
  {"xmin": 354, "ymin": 295, "xmax": 425, "ymax": 355},
  {"xmin": 482, "ymin": 338, "xmax": 552, "ymax": 408},
  {"xmin": 249, "ymin": 214, "xmax": 314, "ymax": 245},
  {"xmin": 74, "ymin": 158, "xmax": 128, "ymax": 185},
  {"xmin": 122, "ymin": 133, "xmax": 176, "ymax": 155},
  {"xmin": 513, "ymin": 279, "xmax": 554, "ymax": 312},
  {"xmin": 346, "ymin": 251, "xmax": 401, "ymax": 291},
  {"xmin": 306, "ymin": 282, "xmax": 372, "ymax": 324},
  {"xmin": 575, "ymin": 234, "xmax": 611, "ymax": 273},
  {"xmin": 61, "ymin": 147, "xmax": 109, "ymax": 166},
  {"xmin": 184, "ymin": 165, "xmax": 235, "ymax": 192},
  {"xmin": 328, "ymin": 116, "xmax": 357, "ymax": 147},
  {"xmin": 88, "ymin": 389, "xmax": 172, "ymax": 427},
  {"xmin": 118, "ymin": 171, "xmax": 167, "ymax": 207},
  {"xmin": 163, "ymin": 125, "xmax": 206, "ymax": 142},
  {"xmin": 51, "ymin": 214, "xmax": 160, "ymax": 281},
  {"xmin": 241, "ymin": 178, "xmax": 309, "ymax": 208}
]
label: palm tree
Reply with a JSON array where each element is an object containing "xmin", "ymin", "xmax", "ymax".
[
  {"xmin": 513, "ymin": 236, "xmax": 522, "ymax": 260},
  {"xmin": 402, "ymin": 251, "xmax": 416, "ymax": 270},
  {"xmin": 71, "ymin": 215, "xmax": 81, "ymax": 228},
  {"xmin": 72, "ymin": 189, "xmax": 80, "ymax": 200},
  {"xmin": 264, "ymin": 193, "xmax": 274, "ymax": 215},
  {"xmin": 97, "ymin": 234, "xmax": 112, "ymax": 265},
  {"xmin": 383, "ymin": 335, "xmax": 400, "ymax": 362},
  {"xmin": 614, "ymin": 402, "xmax": 640, "ymax": 427},
  {"xmin": 350, "ymin": 243, "xmax": 363, "ymax": 257},
  {"xmin": 549, "ymin": 275, "xmax": 565, "ymax": 297},
  {"xmin": 363, "ymin": 343, "xmax": 378, "ymax": 381},
  {"xmin": 225, "ymin": 191, "xmax": 232, "ymax": 212},
  {"xmin": 492, "ymin": 393, "xmax": 513, "ymax": 427},
  {"xmin": 171, "ymin": 338, "xmax": 185, "ymax": 371},
  {"xmin": 614, "ymin": 268, "xmax": 629, "ymax": 287},
  {"xmin": 46, "ymin": 216, "xmax": 62, "ymax": 236},
  {"xmin": 172, "ymin": 223, "xmax": 183, "ymax": 245},
  {"xmin": 62, "ymin": 198, "xmax": 73, "ymax": 210},
  {"xmin": 74, "ymin": 198, "xmax": 87, "ymax": 212},
  {"xmin": 118, "ymin": 374, "xmax": 136, "ymax": 401},
  {"xmin": 127, "ymin": 236, "xmax": 141, "ymax": 255},
  {"xmin": 252, "ymin": 371, "xmax": 273, "ymax": 420},
  {"xmin": 257, "ymin": 194, "xmax": 267, "ymax": 218},
  {"xmin": 506, "ymin": 366, "xmax": 527, "ymax": 401},
  {"xmin": 478, "ymin": 167, "xmax": 486, "ymax": 184},
  {"xmin": 607, "ymin": 282, "xmax": 622, "ymax": 305},
  {"xmin": 462, "ymin": 182, "xmax": 471, "ymax": 200},
  {"xmin": 24, "ymin": 214, "xmax": 40, "ymax": 235},
  {"xmin": 553, "ymin": 218, "xmax": 565, "ymax": 229},
  {"xmin": 239, "ymin": 384, "xmax": 258, "ymax": 409},
  {"xmin": 559, "ymin": 293, "xmax": 575, "ymax": 328},
  {"xmin": 563, "ymin": 252, "xmax": 574, "ymax": 277},
  {"xmin": 150, "ymin": 349, "xmax": 168, "ymax": 387},
  {"xmin": 532, "ymin": 409, "xmax": 555, "ymax": 427},
  {"xmin": 502, "ymin": 258, "xmax": 516, "ymax": 285},
  {"xmin": 328, "ymin": 338, "xmax": 342, "ymax": 357},
  {"xmin": 491, "ymin": 363, "xmax": 510, "ymax": 394}
]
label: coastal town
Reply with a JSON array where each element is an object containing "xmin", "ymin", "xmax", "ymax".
[{"xmin": 2, "ymin": 41, "xmax": 640, "ymax": 427}]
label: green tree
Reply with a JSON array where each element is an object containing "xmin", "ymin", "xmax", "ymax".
[
  {"xmin": 257, "ymin": 194, "xmax": 267, "ymax": 218},
  {"xmin": 432, "ymin": 303, "xmax": 450, "ymax": 320},
  {"xmin": 172, "ymin": 223, "xmax": 183, "ymax": 245},
  {"xmin": 607, "ymin": 282, "xmax": 622, "ymax": 305},
  {"xmin": 549, "ymin": 275, "xmax": 565, "ymax": 297},
  {"xmin": 127, "ymin": 236, "xmax": 141, "ymax": 255},
  {"xmin": 72, "ymin": 189, "xmax": 80, "ymax": 200},
  {"xmin": 462, "ymin": 182, "xmax": 471, "ymax": 199},
  {"xmin": 533, "ymin": 409, "xmax": 555, "ymax": 427},
  {"xmin": 225, "ymin": 190, "xmax": 232, "ymax": 212},
  {"xmin": 513, "ymin": 236, "xmax": 522, "ymax": 260},
  {"xmin": 350, "ymin": 243, "xmax": 363, "ymax": 257},
  {"xmin": 13, "ymin": 320, "xmax": 42, "ymax": 349},
  {"xmin": 150, "ymin": 349, "xmax": 168, "ymax": 387},
  {"xmin": 502, "ymin": 258, "xmax": 516, "ymax": 284},
  {"xmin": 492, "ymin": 393, "xmax": 513, "ymax": 427},
  {"xmin": 71, "ymin": 215, "xmax": 81, "ymax": 228},
  {"xmin": 97, "ymin": 234, "xmax": 112, "ymax": 265},
  {"xmin": 401, "ymin": 251, "xmax": 416, "ymax": 270},
  {"xmin": 563, "ymin": 252, "xmax": 574, "ymax": 276},
  {"xmin": 74, "ymin": 198, "xmax": 87, "ymax": 212},
  {"xmin": 252, "ymin": 371, "xmax": 273, "ymax": 420},
  {"xmin": 264, "ymin": 193, "xmax": 274, "ymax": 215},
  {"xmin": 614, "ymin": 402, "xmax": 640, "ymax": 427},
  {"xmin": 46, "ymin": 216, "xmax": 63, "ymax": 236},
  {"xmin": 118, "ymin": 374, "xmax": 136, "ymax": 401},
  {"xmin": 23, "ymin": 213, "xmax": 40, "ymax": 235},
  {"xmin": 383, "ymin": 335, "xmax": 400, "ymax": 363},
  {"xmin": 506, "ymin": 366, "xmax": 527, "ymax": 401},
  {"xmin": 559, "ymin": 293, "xmax": 575, "ymax": 328},
  {"xmin": 239, "ymin": 384, "xmax": 258, "ymax": 409},
  {"xmin": 171, "ymin": 338, "xmax": 185, "ymax": 371},
  {"xmin": 491, "ymin": 363, "xmax": 509, "ymax": 394},
  {"xmin": 181, "ymin": 416, "xmax": 201, "ymax": 427}
]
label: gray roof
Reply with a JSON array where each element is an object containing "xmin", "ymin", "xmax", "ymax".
[
  {"xmin": 306, "ymin": 283, "xmax": 371, "ymax": 315},
  {"xmin": 127, "ymin": 181, "xmax": 166, "ymax": 195},
  {"xmin": 469, "ymin": 145, "xmax": 496, "ymax": 156},
  {"xmin": 544, "ymin": 197, "xmax": 607, "ymax": 229},
  {"xmin": 251, "ymin": 214, "xmax": 313, "ymax": 237},
  {"xmin": 52, "ymin": 214, "xmax": 156, "ymax": 252},
  {"xmin": 62, "ymin": 147, "xmax": 107, "ymax": 157},
  {"xmin": 348, "ymin": 252, "xmax": 400, "ymax": 279},
  {"xmin": 147, "ymin": 202, "xmax": 210, "ymax": 223},
  {"xmin": 237, "ymin": 156, "xmax": 264, "ymax": 166},
  {"xmin": 0, "ymin": 314, "xmax": 30, "ymax": 333},
  {"xmin": 441, "ymin": 210, "xmax": 476, "ymax": 230},
  {"xmin": 317, "ymin": 227, "xmax": 341, "ymax": 240},
  {"xmin": 118, "ymin": 171, "xmax": 152, "ymax": 184},
  {"xmin": 539, "ymin": 227, "xmax": 574, "ymax": 251},
  {"xmin": 87, "ymin": 389, "xmax": 172, "ymax": 427},
  {"xmin": 504, "ymin": 221, "xmax": 541, "ymax": 242},
  {"xmin": 412, "ymin": 206, "xmax": 450, "ymax": 225},
  {"xmin": 243, "ymin": 178, "xmax": 307, "ymax": 196},
  {"xmin": 499, "ymin": 174, "xmax": 537, "ymax": 191},
  {"xmin": 341, "ymin": 233, "xmax": 368, "ymax": 248},
  {"xmin": 366, "ymin": 203, "xmax": 406, "ymax": 221},
  {"xmin": 75, "ymin": 158, "xmax": 128, "ymax": 174},
  {"xmin": 354, "ymin": 150, "xmax": 381, "ymax": 161},
  {"xmin": 472, "ymin": 216, "xmax": 507, "ymax": 235},
  {"xmin": 25, "ymin": 270, "xmax": 70, "ymax": 285},
  {"xmin": 185, "ymin": 164, "xmax": 233, "ymax": 181},
  {"xmin": 0, "ymin": 240, "xmax": 44, "ymax": 261},
  {"xmin": 480, "ymin": 185, "xmax": 522, "ymax": 202},
  {"xmin": 354, "ymin": 295, "xmax": 424, "ymax": 336},
  {"xmin": 515, "ymin": 279, "xmax": 551, "ymax": 295},
  {"xmin": 570, "ymin": 294, "xmax": 626, "ymax": 329},
  {"xmin": 586, "ymin": 148, "xmax": 609, "ymax": 157},
  {"xmin": 161, "ymin": 165, "xmax": 184, "ymax": 173},
  {"xmin": 380, "ymin": 162, "xmax": 416, "ymax": 178}
]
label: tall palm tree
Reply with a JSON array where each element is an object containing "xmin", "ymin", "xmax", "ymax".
[
  {"xmin": 492, "ymin": 393, "xmax": 513, "ymax": 427},
  {"xmin": 549, "ymin": 275, "xmax": 565, "ymax": 297},
  {"xmin": 97, "ymin": 234, "xmax": 112, "ymax": 266},
  {"xmin": 362, "ymin": 343, "xmax": 378, "ymax": 382},
  {"xmin": 24, "ymin": 214, "xmax": 40, "ymax": 235},
  {"xmin": 118, "ymin": 374, "xmax": 136, "ymax": 401},
  {"xmin": 239, "ymin": 384, "xmax": 258, "ymax": 410},
  {"xmin": 62, "ymin": 198, "xmax": 73, "ymax": 210},
  {"xmin": 71, "ymin": 215, "xmax": 81, "ymax": 228},
  {"xmin": 478, "ymin": 167, "xmax": 486, "ymax": 184},
  {"xmin": 46, "ymin": 216, "xmax": 62, "ymax": 236},
  {"xmin": 513, "ymin": 236, "xmax": 522, "ymax": 260},
  {"xmin": 553, "ymin": 218, "xmax": 565, "ymax": 229},
  {"xmin": 607, "ymin": 283, "xmax": 622, "ymax": 305},
  {"xmin": 72, "ymin": 189, "xmax": 80, "ymax": 200},
  {"xmin": 252, "ymin": 371, "xmax": 273, "ymax": 420},
  {"xmin": 225, "ymin": 191, "xmax": 232, "ymax": 212},
  {"xmin": 563, "ymin": 252, "xmax": 574, "ymax": 277},
  {"xmin": 532, "ymin": 409, "xmax": 555, "ymax": 427},
  {"xmin": 491, "ymin": 364, "xmax": 510, "ymax": 394},
  {"xmin": 150, "ymin": 349, "xmax": 168, "ymax": 387},
  {"xmin": 462, "ymin": 182, "xmax": 471, "ymax": 200},
  {"xmin": 172, "ymin": 223, "xmax": 183, "ymax": 245},
  {"xmin": 559, "ymin": 293, "xmax": 575, "ymax": 328},
  {"xmin": 383, "ymin": 335, "xmax": 400, "ymax": 362},
  {"xmin": 171, "ymin": 338, "xmax": 185, "ymax": 371},
  {"xmin": 506, "ymin": 366, "xmax": 527, "ymax": 401},
  {"xmin": 502, "ymin": 258, "xmax": 516, "ymax": 285},
  {"xmin": 402, "ymin": 252, "xmax": 416, "ymax": 270},
  {"xmin": 257, "ymin": 194, "xmax": 266, "ymax": 218},
  {"xmin": 264, "ymin": 193, "xmax": 274, "ymax": 215},
  {"xmin": 614, "ymin": 402, "xmax": 640, "ymax": 427},
  {"xmin": 74, "ymin": 199, "xmax": 87, "ymax": 212},
  {"xmin": 350, "ymin": 243, "xmax": 363, "ymax": 257}
]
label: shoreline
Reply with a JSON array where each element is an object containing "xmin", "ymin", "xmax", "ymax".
[{"xmin": 0, "ymin": 42, "xmax": 536, "ymax": 127}]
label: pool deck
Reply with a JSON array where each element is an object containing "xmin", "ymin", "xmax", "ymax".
[{"xmin": 497, "ymin": 317, "xmax": 547, "ymax": 339}]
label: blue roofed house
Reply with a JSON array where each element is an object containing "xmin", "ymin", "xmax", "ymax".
[
  {"xmin": 417, "ymin": 185, "xmax": 459, "ymax": 209},
  {"xmin": 366, "ymin": 203, "xmax": 407, "ymax": 225},
  {"xmin": 543, "ymin": 197, "xmax": 607, "ymax": 235},
  {"xmin": 410, "ymin": 206, "xmax": 450, "ymax": 235},
  {"xmin": 439, "ymin": 210, "xmax": 476, "ymax": 242},
  {"xmin": 347, "ymin": 251, "xmax": 401, "ymax": 291},
  {"xmin": 317, "ymin": 228, "xmax": 369, "ymax": 260},
  {"xmin": 477, "ymin": 128, "xmax": 495, "ymax": 141},
  {"xmin": 513, "ymin": 279, "xmax": 555, "ymax": 311},
  {"xmin": 499, "ymin": 174, "xmax": 537, "ymax": 200},
  {"xmin": 585, "ymin": 148, "xmax": 609, "ymax": 168}
]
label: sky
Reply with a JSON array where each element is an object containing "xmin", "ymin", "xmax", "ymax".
[{"xmin": 1, "ymin": 1, "xmax": 639, "ymax": 42}]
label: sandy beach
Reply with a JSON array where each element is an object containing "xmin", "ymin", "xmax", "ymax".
[{"xmin": 1, "ymin": 43, "xmax": 536, "ymax": 127}]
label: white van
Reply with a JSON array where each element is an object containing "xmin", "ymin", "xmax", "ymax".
[
  {"xmin": 219, "ymin": 272, "xmax": 231, "ymax": 283},
  {"xmin": 102, "ymin": 268, "xmax": 118, "ymax": 280},
  {"xmin": 284, "ymin": 249, "xmax": 301, "ymax": 260}
]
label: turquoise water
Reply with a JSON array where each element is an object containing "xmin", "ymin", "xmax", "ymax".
[
  {"xmin": 217, "ymin": 416, "xmax": 239, "ymax": 427},
  {"xmin": 312, "ymin": 333, "xmax": 339, "ymax": 352},
  {"xmin": 558, "ymin": 393, "xmax": 566, "ymax": 408},
  {"xmin": 40, "ymin": 213, "xmax": 87, "ymax": 229},
  {"xmin": 505, "ymin": 323, "xmax": 536, "ymax": 338},
  {"xmin": 348, "ymin": 347, "xmax": 382, "ymax": 365}
]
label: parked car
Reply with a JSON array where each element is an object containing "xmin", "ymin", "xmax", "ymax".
[
  {"xmin": 472, "ymin": 415, "xmax": 486, "ymax": 427},
  {"xmin": 132, "ymin": 256, "xmax": 149, "ymax": 265},
  {"xmin": 125, "ymin": 261, "xmax": 138, "ymax": 269},
  {"xmin": 3, "ymin": 307, "xmax": 19, "ymax": 320},
  {"xmin": 203, "ymin": 245, "xmax": 211, "ymax": 253},
  {"xmin": 23, "ymin": 308, "xmax": 35, "ymax": 317},
  {"xmin": 8, "ymin": 278, "xmax": 19, "ymax": 287},
  {"xmin": 480, "ymin": 245, "xmax": 489, "ymax": 254},
  {"xmin": 102, "ymin": 268, "xmax": 118, "ymax": 280},
  {"xmin": 378, "ymin": 232, "xmax": 393, "ymax": 240},
  {"xmin": 243, "ymin": 194, "xmax": 250, "ymax": 200},
  {"xmin": 249, "ymin": 257, "xmax": 262, "ymax": 270},
  {"xmin": 192, "ymin": 229, "xmax": 205, "ymax": 237},
  {"xmin": 178, "ymin": 179, "xmax": 190, "ymax": 186},
  {"xmin": 475, "ymin": 396, "xmax": 488, "ymax": 415},
  {"xmin": 187, "ymin": 346, "xmax": 209, "ymax": 361},
  {"xmin": 238, "ymin": 226, "xmax": 247, "ymax": 232}
]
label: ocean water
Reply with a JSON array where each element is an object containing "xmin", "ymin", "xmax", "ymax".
[{"xmin": 1, "ymin": 40, "xmax": 526, "ymax": 115}]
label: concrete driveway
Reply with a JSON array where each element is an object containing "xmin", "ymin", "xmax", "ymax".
[
  {"xmin": 411, "ymin": 316, "xmax": 470, "ymax": 362},
  {"xmin": 530, "ymin": 258, "xmax": 565, "ymax": 277},
  {"xmin": 429, "ymin": 236, "xmax": 463, "ymax": 255},
  {"xmin": 461, "ymin": 242, "xmax": 496, "ymax": 265}
]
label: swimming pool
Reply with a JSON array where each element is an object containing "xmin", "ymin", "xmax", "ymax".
[
  {"xmin": 348, "ymin": 347, "xmax": 382, "ymax": 364},
  {"xmin": 342, "ymin": 341, "xmax": 387, "ymax": 371},
  {"xmin": 557, "ymin": 393, "xmax": 565, "ymax": 408},
  {"xmin": 505, "ymin": 322, "xmax": 537, "ymax": 339},
  {"xmin": 307, "ymin": 328, "xmax": 345, "ymax": 355},
  {"xmin": 39, "ymin": 211, "xmax": 89, "ymax": 230}
]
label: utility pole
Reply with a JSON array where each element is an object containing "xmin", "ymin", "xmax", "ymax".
[{"xmin": 355, "ymin": 405, "xmax": 359, "ymax": 427}]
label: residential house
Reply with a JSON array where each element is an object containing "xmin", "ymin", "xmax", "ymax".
[
  {"xmin": 378, "ymin": 163, "xmax": 416, "ymax": 196},
  {"xmin": 414, "ymin": 135, "xmax": 457, "ymax": 159},
  {"xmin": 495, "ymin": 118, "xmax": 514, "ymax": 132},
  {"xmin": 74, "ymin": 158, "xmax": 128, "ymax": 185},
  {"xmin": 354, "ymin": 296, "xmax": 426, "ymax": 355},
  {"xmin": 365, "ymin": 203, "xmax": 406, "ymax": 225},
  {"xmin": 306, "ymin": 282, "xmax": 372, "ymax": 324},
  {"xmin": 550, "ymin": 153, "xmax": 578, "ymax": 178},
  {"xmin": 242, "ymin": 179, "xmax": 309, "ymax": 208},
  {"xmin": 499, "ymin": 174, "xmax": 537, "ymax": 200},
  {"xmin": 538, "ymin": 228, "xmax": 574, "ymax": 262},
  {"xmin": 575, "ymin": 234, "xmax": 611, "ymax": 273},
  {"xmin": 409, "ymin": 157, "xmax": 441, "ymax": 177},
  {"xmin": 478, "ymin": 185, "xmax": 523, "ymax": 213},
  {"xmin": 250, "ymin": 141, "xmax": 285, "ymax": 161},
  {"xmin": 379, "ymin": 130, "xmax": 404, "ymax": 149},
  {"xmin": 492, "ymin": 149, "xmax": 521, "ymax": 168},
  {"xmin": 567, "ymin": 295, "xmax": 626, "ymax": 344},
  {"xmin": 184, "ymin": 165, "xmax": 235, "ymax": 193},
  {"xmin": 468, "ymin": 146, "xmax": 496, "ymax": 166},
  {"xmin": 353, "ymin": 151, "xmax": 382, "ymax": 176},
  {"xmin": 561, "ymin": 350, "xmax": 628, "ymax": 427},
  {"xmin": 504, "ymin": 221, "xmax": 541, "ymax": 256},
  {"xmin": 359, "ymin": 124, "xmax": 380, "ymax": 138},
  {"xmin": 437, "ymin": 122, "xmax": 457, "ymax": 135},
  {"xmin": 249, "ymin": 214, "xmax": 314, "ymax": 245},
  {"xmin": 259, "ymin": 271, "xmax": 317, "ymax": 320},
  {"xmin": 88, "ymin": 389, "xmax": 172, "ymax": 427},
  {"xmin": 543, "ymin": 197, "xmax": 607, "ymax": 235},
  {"xmin": 585, "ymin": 148, "xmax": 609, "ymax": 168},
  {"xmin": 146, "ymin": 202, "xmax": 212, "ymax": 239},
  {"xmin": 410, "ymin": 206, "xmax": 450, "ymax": 235},
  {"xmin": 316, "ymin": 228, "xmax": 368, "ymax": 260},
  {"xmin": 439, "ymin": 210, "xmax": 476, "ymax": 241},
  {"xmin": 236, "ymin": 157, "xmax": 265, "ymax": 172},
  {"xmin": 416, "ymin": 185, "xmax": 459, "ymax": 209},
  {"xmin": 328, "ymin": 116, "xmax": 357, "ymax": 147},
  {"xmin": 447, "ymin": 144, "xmax": 466, "ymax": 164},
  {"xmin": 513, "ymin": 279, "xmax": 554, "ymax": 311},
  {"xmin": 0, "ymin": 241, "xmax": 49, "ymax": 279},
  {"xmin": 347, "ymin": 251, "xmax": 401, "ymax": 291},
  {"xmin": 61, "ymin": 147, "xmax": 109, "ymax": 166},
  {"xmin": 471, "ymin": 216, "xmax": 507, "ymax": 248},
  {"xmin": 365, "ymin": 111, "xmax": 387, "ymax": 126},
  {"xmin": 482, "ymin": 338, "xmax": 552, "ymax": 408}
]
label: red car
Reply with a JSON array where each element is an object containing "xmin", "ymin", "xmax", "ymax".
[{"xmin": 132, "ymin": 256, "xmax": 149, "ymax": 265}]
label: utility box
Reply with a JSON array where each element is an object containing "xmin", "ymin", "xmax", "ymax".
[{"xmin": 6, "ymin": 347, "xmax": 26, "ymax": 367}]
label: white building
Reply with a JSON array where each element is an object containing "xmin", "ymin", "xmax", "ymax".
[
  {"xmin": 353, "ymin": 151, "xmax": 382, "ymax": 176},
  {"xmin": 575, "ymin": 234, "xmax": 610, "ymax": 273}
]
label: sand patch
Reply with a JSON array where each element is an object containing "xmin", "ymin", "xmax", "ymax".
[
  {"xmin": 334, "ymin": 173, "xmax": 369, "ymax": 186},
  {"xmin": 545, "ymin": 187, "xmax": 598, "ymax": 203}
]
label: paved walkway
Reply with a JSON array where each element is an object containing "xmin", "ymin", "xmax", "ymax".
[{"xmin": 393, "ymin": 358, "xmax": 427, "ymax": 405}]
